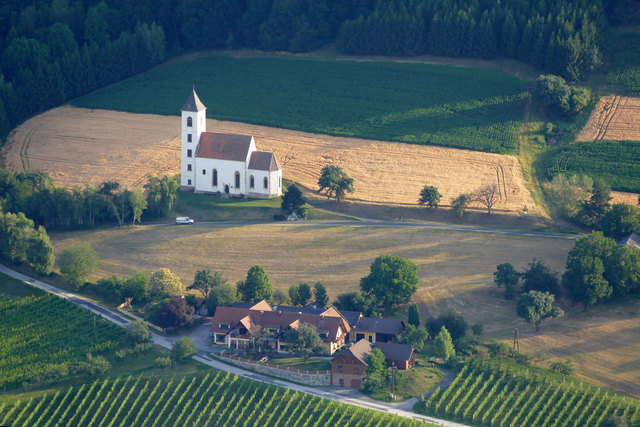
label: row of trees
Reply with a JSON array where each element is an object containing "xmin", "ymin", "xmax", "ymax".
[
  {"xmin": 336, "ymin": 0, "xmax": 605, "ymax": 81},
  {"xmin": 0, "ymin": 169, "xmax": 180, "ymax": 229},
  {"xmin": 419, "ymin": 183, "xmax": 503, "ymax": 216}
]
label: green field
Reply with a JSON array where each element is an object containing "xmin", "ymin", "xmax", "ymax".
[
  {"xmin": 606, "ymin": 33, "xmax": 640, "ymax": 93},
  {"xmin": 546, "ymin": 140, "xmax": 640, "ymax": 192},
  {"xmin": 0, "ymin": 372, "xmax": 431, "ymax": 427},
  {"xmin": 416, "ymin": 362, "xmax": 640, "ymax": 427},
  {"xmin": 0, "ymin": 284, "xmax": 127, "ymax": 389},
  {"xmin": 73, "ymin": 54, "xmax": 528, "ymax": 154}
]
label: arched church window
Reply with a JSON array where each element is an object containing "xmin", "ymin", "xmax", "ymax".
[
  {"xmin": 187, "ymin": 117, "xmax": 192, "ymax": 127},
  {"xmin": 250, "ymin": 175, "xmax": 255, "ymax": 188},
  {"xmin": 235, "ymin": 172, "xmax": 240, "ymax": 188},
  {"xmin": 212, "ymin": 169, "xmax": 218, "ymax": 186},
  {"xmin": 263, "ymin": 177, "xmax": 268, "ymax": 189}
]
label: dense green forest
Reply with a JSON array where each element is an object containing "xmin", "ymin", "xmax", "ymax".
[{"xmin": 0, "ymin": 0, "xmax": 625, "ymax": 146}]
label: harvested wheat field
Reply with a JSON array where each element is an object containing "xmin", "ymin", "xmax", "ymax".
[
  {"xmin": 0, "ymin": 106, "xmax": 535, "ymax": 213},
  {"xmin": 578, "ymin": 95, "xmax": 640, "ymax": 141}
]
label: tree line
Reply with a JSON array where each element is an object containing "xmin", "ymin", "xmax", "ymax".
[
  {"xmin": 336, "ymin": 0, "xmax": 606, "ymax": 81},
  {"xmin": 0, "ymin": 0, "xmax": 621, "ymax": 145},
  {"xmin": 0, "ymin": 169, "xmax": 180, "ymax": 229}
]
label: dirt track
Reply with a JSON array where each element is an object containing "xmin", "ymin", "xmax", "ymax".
[
  {"xmin": 0, "ymin": 106, "xmax": 535, "ymax": 213},
  {"xmin": 578, "ymin": 95, "xmax": 640, "ymax": 141}
]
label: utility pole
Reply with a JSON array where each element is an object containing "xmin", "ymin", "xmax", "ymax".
[
  {"xmin": 93, "ymin": 316, "xmax": 97, "ymax": 346},
  {"xmin": 513, "ymin": 328, "xmax": 520, "ymax": 352}
]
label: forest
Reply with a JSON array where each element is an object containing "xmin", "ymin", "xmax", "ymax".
[{"xmin": 0, "ymin": 0, "xmax": 624, "ymax": 146}]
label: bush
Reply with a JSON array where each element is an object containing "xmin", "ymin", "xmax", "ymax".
[
  {"xmin": 126, "ymin": 320, "xmax": 151, "ymax": 344},
  {"xmin": 155, "ymin": 356, "xmax": 171, "ymax": 371},
  {"xmin": 174, "ymin": 338, "xmax": 196, "ymax": 360}
]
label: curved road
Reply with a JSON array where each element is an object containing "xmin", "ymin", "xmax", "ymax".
[{"xmin": 0, "ymin": 263, "xmax": 467, "ymax": 427}]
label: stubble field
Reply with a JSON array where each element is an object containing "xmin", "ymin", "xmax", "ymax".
[
  {"xmin": 0, "ymin": 106, "xmax": 535, "ymax": 213},
  {"xmin": 577, "ymin": 95, "xmax": 640, "ymax": 142}
]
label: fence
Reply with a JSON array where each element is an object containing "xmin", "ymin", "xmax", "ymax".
[{"xmin": 218, "ymin": 350, "xmax": 331, "ymax": 386}]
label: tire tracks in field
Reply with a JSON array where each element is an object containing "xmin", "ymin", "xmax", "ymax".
[
  {"xmin": 19, "ymin": 127, "xmax": 36, "ymax": 172},
  {"xmin": 595, "ymin": 95, "xmax": 621, "ymax": 140}
]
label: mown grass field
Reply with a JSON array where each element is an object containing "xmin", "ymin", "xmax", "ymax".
[
  {"xmin": 546, "ymin": 140, "xmax": 640, "ymax": 193},
  {"xmin": 606, "ymin": 32, "xmax": 640, "ymax": 94},
  {"xmin": 73, "ymin": 54, "xmax": 528, "ymax": 154},
  {"xmin": 0, "ymin": 372, "xmax": 430, "ymax": 427}
]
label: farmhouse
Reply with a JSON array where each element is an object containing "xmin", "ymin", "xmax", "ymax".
[
  {"xmin": 180, "ymin": 88, "xmax": 282, "ymax": 198},
  {"xmin": 210, "ymin": 301, "xmax": 351, "ymax": 355},
  {"xmin": 349, "ymin": 317, "xmax": 405, "ymax": 343},
  {"xmin": 331, "ymin": 339, "xmax": 417, "ymax": 387}
]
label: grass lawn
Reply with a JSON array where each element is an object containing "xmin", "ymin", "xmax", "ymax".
[
  {"xmin": 165, "ymin": 183, "xmax": 356, "ymax": 222},
  {"xmin": 365, "ymin": 364, "xmax": 443, "ymax": 402},
  {"xmin": 73, "ymin": 53, "xmax": 528, "ymax": 154},
  {"xmin": 0, "ymin": 272, "xmax": 44, "ymax": 298},
  {"xmin": 268, "ymin": 356, "xmax": 331, "ymax": 371}
]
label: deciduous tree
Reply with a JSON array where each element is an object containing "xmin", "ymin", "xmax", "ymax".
[
  {"xmin": 174, "ymin": 337, "xmax": 196, "ymax": 359},
  {"xmin": 148, "ymin": 268, "xmax": 184, "ymax": 299},
  {"xmin": 562, "ymin": 231, "xmax": 617, "ymax": 308},
  {"xmin": 207, "ymin": 282, "xmax": 238, "ymax": 313},
  {"xmin": 451, "ymin": 194, "xmax": 471, "ymax": 217},
  {"xmin": 472, "ymin": 184, "xmax": 499, "ymax": 214},
  {"xmin": 57, "ymin": 242, "xmax": 99, "ymax": 288},
  {"xmin": 418, "ymin": 185, "xmax": 441, "ymax": 209},
  {"xmin": 367, "ymin": 348, "xmax": 387, "ymax": 375},
  {"xmin": 360, "ymin": 255, "xmax": 419, "ymax": 309},
  {"xmin": 283, "ymin": 322, "xmax": 324, "ymax": 360},
  {"xmin": 493, "ymin": 263, "xmax": 520, "ymax": 299},
  {"xmin": 522, "ymin": 258, "xmax": 559, "ymax": 295},
  {"xmin": 317, "ymin": 165, "xmax": 354, "ymax": 203},
  {"xmin": 400, "ymin": 324, "xmax": 429, "ymax": 350},
  {"xmin": 289, "ymin": 282, "xmax": 312, "ymax": 306},
  {"xmin": 600, "ymin": 203, "xmax": 640, "ymax": 241},
  {"xmin": 516, "ymin": 290, "xmax": 564, "ymax": 332}
]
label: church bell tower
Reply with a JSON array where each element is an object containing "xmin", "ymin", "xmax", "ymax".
[{"xmin": 181, "ymin": 87, "xmax": 207, "ymax": 189}]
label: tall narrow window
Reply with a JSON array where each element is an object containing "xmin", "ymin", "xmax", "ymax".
[
  {"xmin": 235, "ymin": 171, "xmax": 240, "ymax": 188},
  {"xmin": 202, "ymin": 169, "xmax": 206, "ymax": 175},
  {"xmin": 212, "ymin": 169, "xmax": 218, "ymax": 186},
  {"xmin": 250, "ymin": 176, "xmax": 255, "ymax": 188},
  {"xmin": 187, "ymin": 164, "xmax": 192, "ymax": 171},
  {"xmin": 187, "ymin": 117, "xmax": 192, "ymax": 127},
  {"xmin": 187, "ymin": 134, "xmax": 192, "ymax": 142},
  {"xmin": 263, "ymin": 177, "xmax": 268, "ymax": 189},
  {"xmin": 187, "ymin": 179, "xmax": 192, "ymax": 185},
  {"xmin": 187, "ymin": 149, "xmax": 192, "ymax": 158}
]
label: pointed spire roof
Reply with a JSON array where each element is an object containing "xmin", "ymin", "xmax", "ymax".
[{"xmin": 182, "ymin": 87, "xmax": 206, "ymax": 112}]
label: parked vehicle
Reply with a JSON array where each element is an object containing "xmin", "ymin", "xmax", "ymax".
[{"xmin": 175, "ymin": 216, "xmax": 194, "ymax": 225}]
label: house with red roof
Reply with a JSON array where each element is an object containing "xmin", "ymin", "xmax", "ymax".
[
  {"xmin": 180, "ymin": 88, "xmax": 282, "ymax": 198},
  {"xmin": 210, "ymin": 300, "xmax": 351, "ymax": 355}
]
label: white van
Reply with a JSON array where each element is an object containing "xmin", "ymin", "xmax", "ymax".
[{"xmin": 175, "ymin": 216, "xmax": 194, "ymax": 225}]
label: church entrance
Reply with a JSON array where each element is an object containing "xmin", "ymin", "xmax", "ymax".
[{"xmin": 224, "ymin": 185, "xmax": 229, "ymax": 194}]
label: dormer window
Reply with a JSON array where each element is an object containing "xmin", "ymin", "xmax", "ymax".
[{"xmin": 219, "ymin": 323, "xmax": 230, "ymax": 329}]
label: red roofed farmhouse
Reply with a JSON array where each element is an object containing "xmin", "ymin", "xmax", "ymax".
[
  {"xmin": 180, "ymin": 88, "xmax": 282, "ymax": 198},
  {"xmin": 210, "ymin": 301, "xmax": 351, "ymax": 355}
]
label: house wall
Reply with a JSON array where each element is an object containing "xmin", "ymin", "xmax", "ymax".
[
  {"xmin": 194, "ymin": 158, "xmax": 248, "ymax": 195},
  {"xmin": 331, "ymin": 354, "xmax": 366, "ymax": 387},
  {"xmin": 350, "ymin": 331, "xmax": 376, "ymax": 343}
]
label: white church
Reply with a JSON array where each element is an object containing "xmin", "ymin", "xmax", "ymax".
[{"xmin": 180, "ymin": 88, "xmax": 282, "ymax": 199}]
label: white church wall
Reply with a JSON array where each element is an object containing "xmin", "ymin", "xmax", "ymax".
[{"xmin": 195, "ymin": 157, "xmax": 247, "ymax": 195}]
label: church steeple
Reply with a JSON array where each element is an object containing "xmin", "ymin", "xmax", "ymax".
[{"xmin": 182, "ymin": 86, "xmax": 206, "ymax": 112}]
